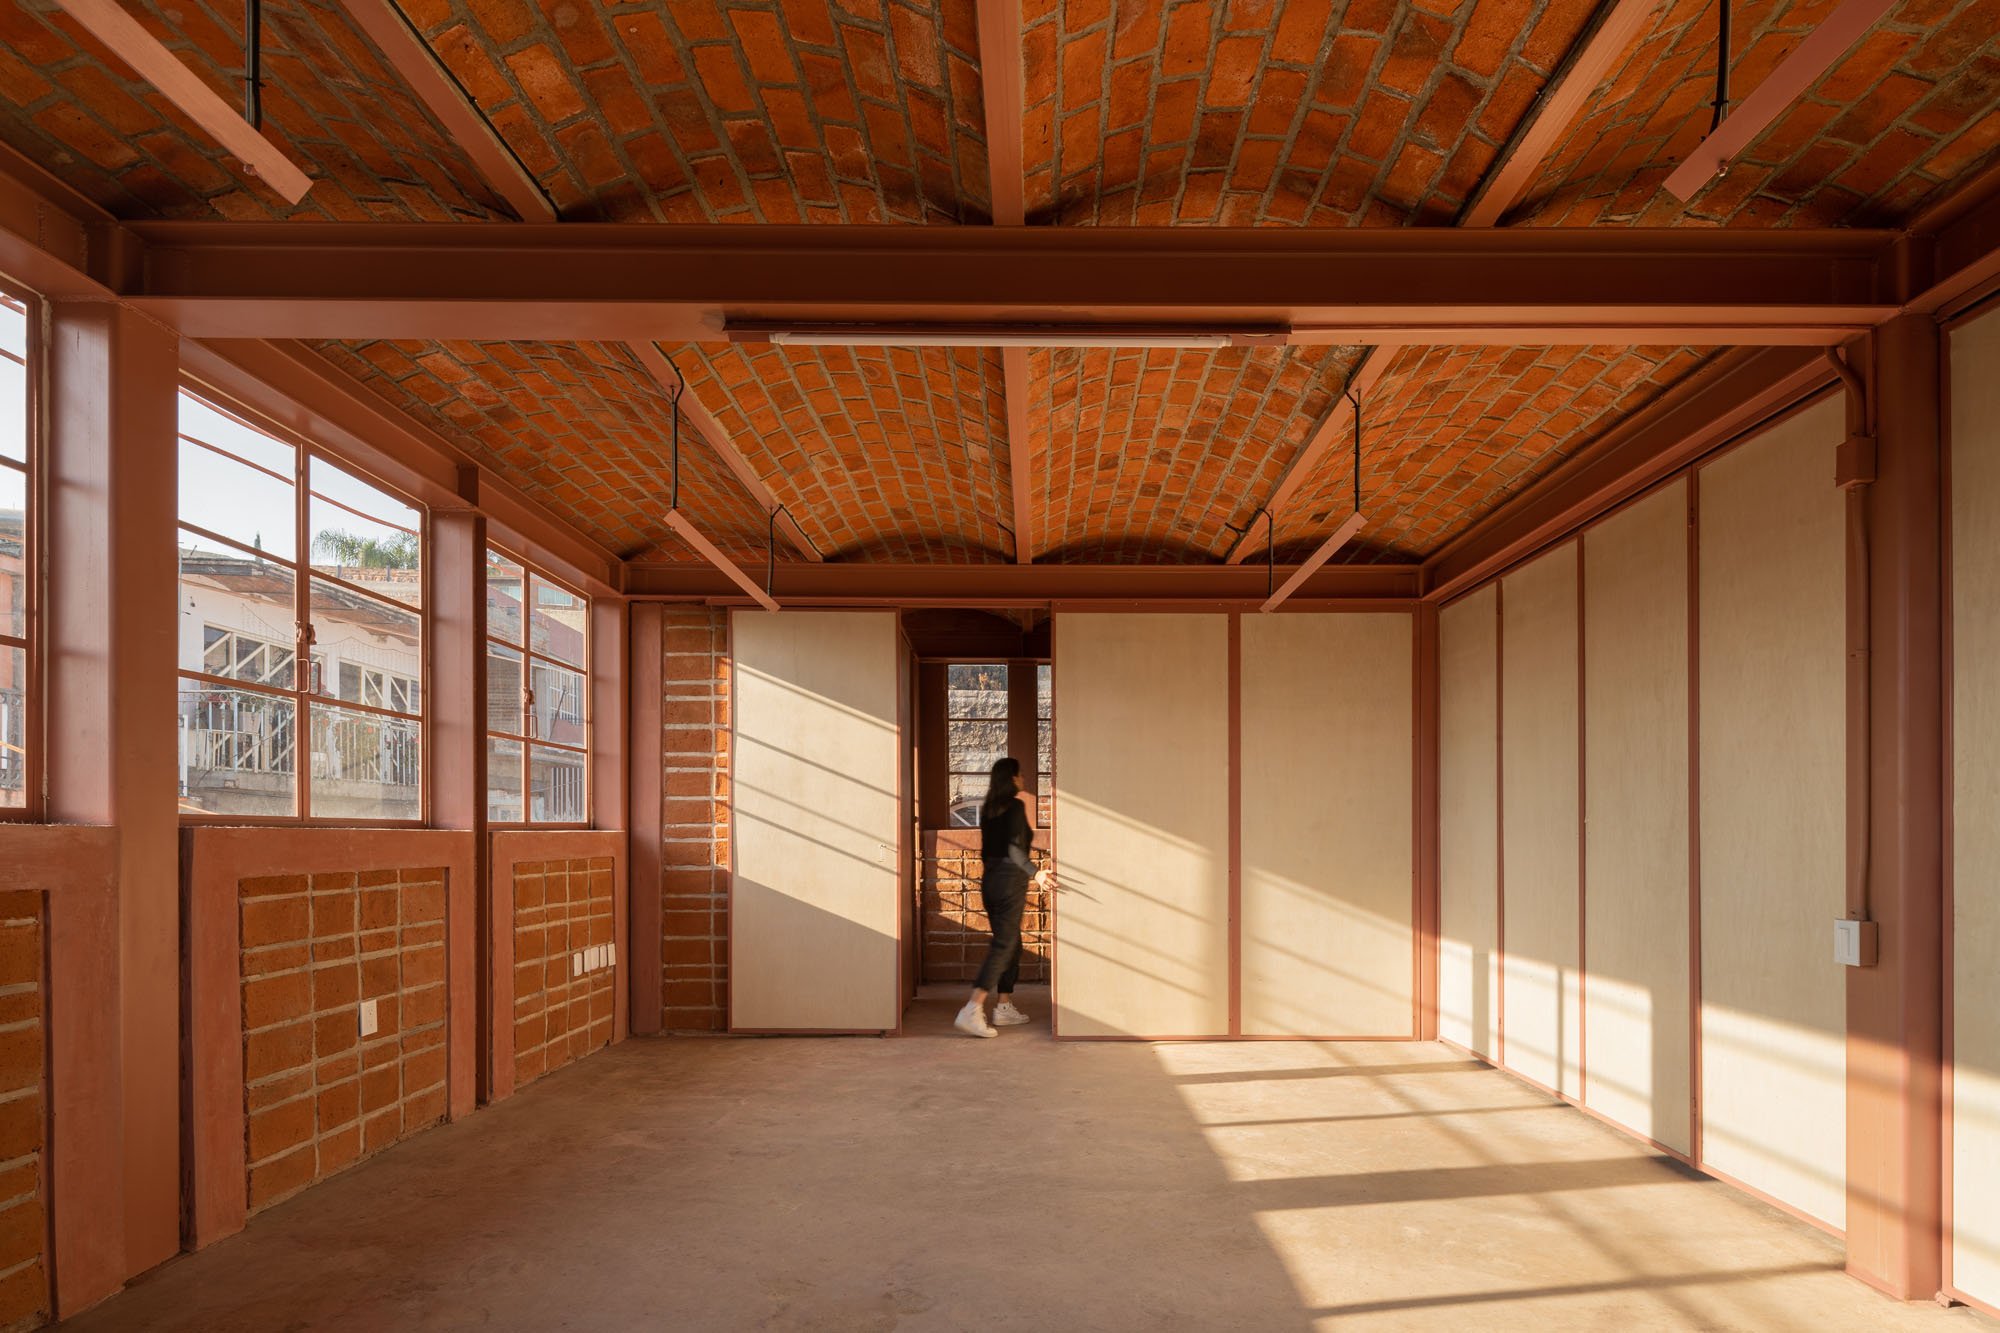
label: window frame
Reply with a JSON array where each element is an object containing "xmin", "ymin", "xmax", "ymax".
[
  {"xmin": 0, "ymin": 287, "xmax": 40, "ymax": 822},
  {"xmin": 943, "ymin": 661, "xmax": 1009, "ymax": 829},
  {"xmin": 483, "ymin": 544, "xmax": 591, "ymax": 829},
  {"xmin": 175, "ymin": 384, "xmax": 430, "ymax": 826}
]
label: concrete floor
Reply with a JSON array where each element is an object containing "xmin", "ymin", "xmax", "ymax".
[{"xmin": 69, "ymin": 987, "xmax": 1994, "ymax": 1332}]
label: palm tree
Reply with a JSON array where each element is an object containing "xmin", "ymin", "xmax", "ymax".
[{"xmin": 313, "ymin": 530, "xmax": 417, "ymax": 571}]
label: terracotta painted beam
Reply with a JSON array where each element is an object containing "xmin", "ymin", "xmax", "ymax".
[
  {"xmin": 1002, "ymin": 346, "xmax": 1034, "ymax": 563},
  {"xmin": 974, "ymin": 0, "xmax": 1026, "ymax": 227},
  {"xmin": 625, "ymin": 341, "xmax": 821, "ymax": 562},
  {"xmin": 1663, "ymin": 0, "xmax": 1898, "ymax": 203},
  {"xmin": 1224, "ymin": 350, "xmax": 1391, "ymax": 565},
  {"xmin": 1261, "ymin": 511, "xmax": 1368, "ymax": 613},
  {"xmin": 333, "ymin": 0, "xmax": 555, "ymax": 222},
  {"xmin": 51, "ymin": 0, "xmax": 311, "ymax": 203},
  {"xmin": 623, "ymin": 559, "xmax": 1420, "ymax": 605},
  {"xmin": 122, "ymin": 222, "xmax": 1895, "ymax": 341},
  {"xmin": 662, "ymin": 510, "xmax": 779, "ymax": 612},
  {"xmin": 1461, "ymin": 0, "xmax": 1659, "ymax": 226}
]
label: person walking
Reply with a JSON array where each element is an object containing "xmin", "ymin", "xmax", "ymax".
[{"xmin": 955, "ymin": 756, "xmax": 1056, "ymax": 1037}]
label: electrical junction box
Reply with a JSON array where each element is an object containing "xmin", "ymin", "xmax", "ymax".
[
  {"xmin": 1834, "ymin": 918, "xmax": 1879, "ymax": 968},
  {"xmin": 359, "ymin": 998, "xmax": 379, "ymax": 1036}
]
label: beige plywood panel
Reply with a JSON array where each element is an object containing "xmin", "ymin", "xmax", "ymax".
[
  {"xmin": 1240, "ymin": 613, "xmax": 1414, "ymax": 1037},
  {"xmin": 1440, "ymin": 586, "xmax": 1499, "ymax": 1059},
  {"xmin": 1053, "ymin": 613, "xmax": 1230, "ymax": 1038},
  {"xmin": 1501, "ymin": 542, "xmax": 1581, "ymax": 1097},
  {"xmin": 1583, "ymin": 479, "xmax": 1692, "ymax": 1155},
  {"xmin": 730, "ymin": 611, "xmax": 902, "ymax": 1032},
  {"xmin": 1951, "ymin": 307, "xmax": 2000, "ymax": 1307},
  {"xmin": 1698, "ymin": 398, "xmax": 1847, "ymax": 1230}
]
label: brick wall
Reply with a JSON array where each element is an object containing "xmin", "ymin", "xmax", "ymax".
[
  {"xmin": 661, "ymin": 607, "xmax": 731, "ymax": 1031},
  {"xmin": 510, "ymin": 857, "xmax": 615, "ymax": 1087},
  {"xmin": 921, "ymin": 833, "xmax": 1053, "ymax": 986},
  {"xmin": 239, "ymin": 869, "xmax": 450, "ymax": 1216},
  {"xmin": 0, "ymin": 892, "xmax": 45, "ymax": 1331}
]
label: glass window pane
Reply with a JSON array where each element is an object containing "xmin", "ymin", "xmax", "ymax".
[
  {"xmin": 946, "ymin": 773, "xmax": 984, "ymax": 827},
  {"xmin": 0, "ymin": 298, "xmax": 25, "ymax": 465},
  {"xmin": 948, "ymin": 715, "xmax": 1006, "ymax": 778},
  {"xmin": 529, "ymin": 744, "xmax": 586, "ymax": 823},
  {"xmin": 0, "ymin": 646, "xmax": 22, "ymax": 808},
  {"xmin": 178, "ymin": 679, "xmax": 297, "ymax": 817},
  {"xmin": 310, "ymin": 577, "xmax": 422, "ymax": 714},
  {"xmin": 487, "ymin": 642, "xmax": 523, "ymax": 736},
  {"xmin": 528, "ymin": 659, "xmax": 586, "ymax": 747},
  {"xmin": 1037, "ymin": 663, "xmax": 1052, "ymax": 720},
  {"xmin": 947, "ymin": 663, "xmax": 1006, "ymax": 719},
  {"xmin": 487, "ymin": 735, "xmax": 523, "ymax": 823},
  {"xmin": 179, "ymin": 392, "xmax": 296, "ymax": 476},
  {"xmin": 1038, "ymin": 719, "xmax": 1053, "ymax": 783},
  {"xmin": 179, "ymin": 535, "xmax": 296, "ymax": 683},
  {"xmin": 486, "ymin": 549, "xmax": 525, "ymax": 646},
  {"xmin": 528, "ymin": 575, "xmax": 587, "ymax": 666},
  {"xmin": 179, "ymin": 437, "xmax": 295, "ymax": 555},
  {"xmin": 310, "ymin": 701, "xmax": 420, "ymax": 821},
  {"xmin": 0, "ymin": 465, "xmax": 23, "ymax": 638},
  {"xmin": 309, "ymin": 458, "xmax": 421, "ymax": 610}
]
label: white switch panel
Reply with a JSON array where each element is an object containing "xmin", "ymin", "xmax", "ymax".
[
  {"xmin": 572, "ymin": 951, "xmax": 583, "ymax": 977},
  {"xmin": 359, "ymin": 998, "xmax": 379, "ymax": 1037},
  {"xmin": 1834, "ymin": 918, "xmax": 1879, "ymax": 967}
]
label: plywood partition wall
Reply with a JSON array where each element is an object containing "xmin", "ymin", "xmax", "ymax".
[
  {"xmin": 1582, "ymin": 479, "xmax": 1692, "ymax": 1156},
  {"xmin": 1697, "ymin": 398, "xmax": 1847, "ymax": 1230},
  {"xmin": 1439, "ymin": 586, "xmax": 1499, "ymax": 1059},
  {"xmin": 1499, "ymin": 543, "xmax": 1581, "ymax": 1098},
  {"xmin": 1950, "ymin": 306, "xmax": 2000, "ymax": 1309},
  {"xmin": 1053, "ymin": 613, "xmax": 1230, "ymax": 1038},
  {"xmin": 730, "ymin": 611, "xmax": 903, "ymax": 1033},
  {"xmin": 1239, "ymin": 613, "xmax": 1415, "ymax": 1038}
]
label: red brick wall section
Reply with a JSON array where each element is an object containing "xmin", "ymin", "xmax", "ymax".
[
  {"xmin": 239, "ymin": 869, "xmax": 450, "ymax": 1217},
  {"xmin": 0, "ymin": 893, "xmax": 46, "ymax": 1332},
  {"xmin": 661, "ymin": 608, "xmax": 731, "ymax": 1031},
  {"xmin": 510, "ymin": 858, "xmax": 616, "ymax": 1087},
  {"xmin": 921, "ymin": 833, "xmax": 1052, "ymax": 985}
]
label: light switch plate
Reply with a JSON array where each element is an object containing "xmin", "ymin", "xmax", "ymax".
[
  {"xmin": 572, "ymin": 951, "xmax": 583, "ymax": 978},
  {"xmin": 1834, "ymin": 918, "xmax": 1879, "ymax": 967},
  {"xmin": 359, "ymin": 998, "xmax": 379, "ymax": 1037}
]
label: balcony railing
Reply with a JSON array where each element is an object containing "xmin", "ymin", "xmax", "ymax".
[
  {"xmin": 0, "ymin": 687, "xmax": 22, "ymax": 793},
  {"xmin": 179, "ymin": 690, "xmax": 419, "ymax": 794}
]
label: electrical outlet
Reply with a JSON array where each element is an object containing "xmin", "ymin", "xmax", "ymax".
[
  {"xmin": 572, "ymin": 951, "xmax": 583, "ymax": 978},
  {"xmin": 359, "ymin": 998, "xmax": 379, "ymax": 1037}
]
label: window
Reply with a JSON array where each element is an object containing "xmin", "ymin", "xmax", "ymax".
[
  {"xmin": 485, "ymin": 548, "xmax": 588, "ymax": 824},
  {"xmin": 176, "ymin": 389, "xmax": 424, "ymax": 820},
  {"xmin": 1037, "ymin": 662, "xmax": 1054, "ymax": 829},
  {"xmin": 0, "ymin": 292, "xmax": 31, "ymax": 813},
  {"xmin": 946, "ymin": 663, "xmax": 1008, "ymax": 828}
]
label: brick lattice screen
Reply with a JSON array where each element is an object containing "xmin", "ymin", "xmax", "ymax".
[
  {"xmin": 511, "ymin": 857, "xmax": 615, "ymax": 1087},
  {"xmin": 921, "ymin": 833, "xmax": 1053, "ymax": 986},
  {"xmin": 0, "ymin": 891, "xmax": 46, "ymax": 1330},
  {"xmin": 661, "ymin": 607, "xmax": 731, "ymax": 1031},
  {"xmin": 239, "ymin": 869, "xmax": 450, "ymax": 1215}
]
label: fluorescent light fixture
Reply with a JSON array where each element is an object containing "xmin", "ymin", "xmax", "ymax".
[{"xmin": 727, "ymin": 322, "xmax": 1287, "ymax": 349}]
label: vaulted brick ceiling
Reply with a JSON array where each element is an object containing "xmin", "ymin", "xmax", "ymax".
[{"xmin": 3, "ymin": 0, "xmax": 1995, "ymax": 570}]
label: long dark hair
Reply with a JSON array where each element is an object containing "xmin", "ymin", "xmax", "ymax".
[{"xmin": 980, "ymin": 756, "xmax": 1022, "ymax": 821}]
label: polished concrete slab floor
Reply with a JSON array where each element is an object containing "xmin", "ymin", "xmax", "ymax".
[{"xmin": 69, "ymin": 987, "xmax": 1993, "ymax": 1331}]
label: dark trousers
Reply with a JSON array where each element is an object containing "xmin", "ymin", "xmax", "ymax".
[{"xmin": 973, "ymin": 860, "xmax": 1030, "ymax": 994}]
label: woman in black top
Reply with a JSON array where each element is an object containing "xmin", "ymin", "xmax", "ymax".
[{"xmin": 955, "ymin": 756, "xmax": 1057, "ymax": 1037}]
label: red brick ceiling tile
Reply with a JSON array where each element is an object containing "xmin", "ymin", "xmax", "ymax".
[
  {"xmin": 1513, "ymin": 0, "xmax": 2000, "ymax": 228},
  {"xmin": 0, "ymin": 0, "xmax": 507, "ymax": 219},
  {"xmin": 312, "ymin": 339, "xmax": 772, "ymax": 562},
  {"xmin": 1021, "ymin": 0, "xmax": 1600, "ymax": 226},
  {"xmin": 668, "ymin": 343, "xmax": 1012, "ymax": 561},
  {"xmin": 404, "ymin": 0, "xmax": 990, "ymax": 222},
  {"xmin": 1271, "ymin": 343, "xmax": 1709, "ymax": 563},
  {"xmin": 1029, "ymin": 344, "xmax": 1360, "ymax": 563}
]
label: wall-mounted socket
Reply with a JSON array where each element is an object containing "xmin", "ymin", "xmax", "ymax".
[
  {"xmin": 359, "ymin": 998, "xmax": 379, "ymax": 1037},
  {"xmin": 572, "ymin": 951, "xmax": 584, "ymax": 978},
  {"xmin": 1834, "ymin": 917, "xmax": 1879, "ymax": 967}
]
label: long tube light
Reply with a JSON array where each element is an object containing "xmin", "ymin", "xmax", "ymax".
[{"xmin": 728, "ymin": 322, "xmax": 1288, "ymax": 349}]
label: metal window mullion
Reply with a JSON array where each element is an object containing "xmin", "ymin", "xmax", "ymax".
[
  {"xmin": 179, "ymin": 431, "xmax": 295, "ymax": 487},
  {"xmin": 294, "ymin": 437, "xmax": 311, "ymax": 820},
  {"xmin": 178, "ymin": 520, "xmax": 301, "ymax": 572}
]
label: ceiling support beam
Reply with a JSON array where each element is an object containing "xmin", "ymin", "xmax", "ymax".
[
  {"xmin": 50, "ymin": 0, "xmax": 312, "ymax": 203},
  {"xmin": 334, "ymin": 0, "xmax": 556, "ymax": 222},
  {"xmin": 976, "ymin": 0, "xmax": 1035, "ymax": 563},
  {"xmin": 1261, "ymin": 512, "xmax": 1367, "ymax": 612},
  {"xmin": 1224, "ymin": 350, "xmax": 1391, "ymax": 565},
  {"xmin": 623, "ymin": 560, "xmax": 1420, "ymax": 606},
  {"xmin": 1462, "ymin": 0, "xmax": 1659, "ymax": 226},
  {"xmin": 1002, "ymin": 346, "xmax": 1034, "ymax": 563},
  {"xmin": 1664, "ymin": 0, "xmax": 1897, "ymax": 202},
  {"xmin": 662, "ymin": 511, "xmax": 779, "ymax": 612},
  {"xmin": 625, "ymin": 342, "xmax": 821, "ymax": 562}
]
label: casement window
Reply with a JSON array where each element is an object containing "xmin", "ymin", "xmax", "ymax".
[
  {"xmin": 176, "ymin": 388, "xmax": 425, "ymax": 821},
  {"xmin": 0, "ymin": 291, "xmax": 34, "ymax": 815},
  {"xmin": 945, "ymin": 663, "xmax": 1008, "ymax": 828},
  {"xmin": 484, "ymin": 548, "xmax": 588, "ymax": 825}
]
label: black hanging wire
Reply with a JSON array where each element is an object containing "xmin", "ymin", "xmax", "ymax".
[
  {"xmin": 1265, "ymin": 510, "xmax": 1275, "ymax": 598},
  {"xmin": 1350, "ymin": 390, "xmax": 1363, "ymax": 514},
  {"xmin": 667, "ymin": 376, "xmax": 683, "ymax": 511},
  {"xmin": 244, "ymin": 0, "xmax": 262, "ymax": 129},
  {"xmin": 766, "ymin": 508, "xmax": 776, "ymax": 596},
  {"xmin": 1710, "ymin": 0, "xmax": 1732, "ymax": 132}
]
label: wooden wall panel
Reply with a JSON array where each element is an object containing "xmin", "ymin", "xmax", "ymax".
[
  {"xmin": 1240, "ymin": 613, "xmax": 1415, "ymax": 1037},
  {"xmin": 1697, "ymin": 398, "xmax": 1848, "ymax": 1229},
  {"xmin": 1500, "ymin": 542, "xmax": 1581, "ymax": 1098},
  {"xmin": 1582, "ymin": 479, "xmax": 1692, "ymax": 1155},
  {"xmin": 730, "ymin": 611, "xmax": 902, "ymax": 1033},
  {"xmin": 1052, "ymin": 614, "xmax": 1229, "ymax": 1038},
  {"xmin": 1951, "ymin": 306, "xmax": 2000, "ymax": 1307},
  {"xmin": 1439, "ymin": 586, "xmax": 1499, "ymax": 1058}
]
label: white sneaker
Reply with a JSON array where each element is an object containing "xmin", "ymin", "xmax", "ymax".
[
  {"xmin": 991, "ymin": 1001, "xmax": 1031, "ymax": 1026},
  {"xmin": 954, "ymin": 1001, "xmax": 997, "ymax": 1038}
]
